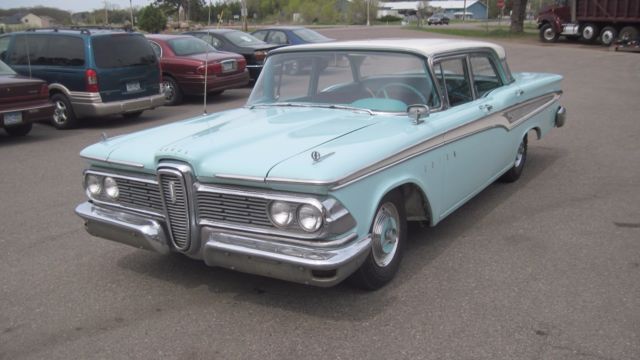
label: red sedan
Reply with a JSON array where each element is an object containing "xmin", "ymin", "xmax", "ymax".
[
  {"xmin": 0, "ymin": 60, "xmax": 54, "ymax": 137},
  {"xmin": 146, "ymin": 34, "xmax": 250, "ymax": 105}
]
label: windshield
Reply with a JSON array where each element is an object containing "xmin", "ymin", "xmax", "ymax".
[
  {"xmin": 225, "ymin": 31, "xmax": 266, "ymax": 46},
  {"xmin": 247, "ymin": 51, "xmax": 440, "ymax": 113},
  {"xmin": 168, "ymin": 37, "xmax": 217, "ymax": 56},
  {"xmin": 0, "ymin": 60, "xmax": 16, "ymax": 75},
  {"xmin": 292, "ymin": 29, "xmax": 330, "ymax": 42}
]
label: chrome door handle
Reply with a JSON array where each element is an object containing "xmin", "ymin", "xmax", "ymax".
[
  {"xmin": 479, "ymin": 104, "xmax": 493, "ymax": 112},
  {"xmin": 515, "ymin": 89, "xmax": 524, "ymax": 96}
]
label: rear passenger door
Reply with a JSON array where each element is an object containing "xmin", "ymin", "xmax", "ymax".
[{"xmin": 433, "ymin": 53, "xmax": 510, "ymax": 216}]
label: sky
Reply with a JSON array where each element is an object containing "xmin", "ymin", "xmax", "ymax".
[{"xmin": 0, "ymin": 0, "xmax": 225, "ymax": 13}]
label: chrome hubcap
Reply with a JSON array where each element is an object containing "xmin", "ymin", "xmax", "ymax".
[
  {"xmin": 602, "ymin": 31, "xmax": 613, "ymax": 44},
  {"xmin": 53, "ymin": 100, "xmax": 67, "ymax": 124},
  {"xmin": 371, "ymin": 202, "xmax": 400, "ymax": 267},
  {"xmin": 544, "ymin": 28, "xmax": 555, "ymax": 40},
  {"xmin": 583, "ymin": 27, "xmax": 594, "ymax": 39},
  {"xmin": 514, "ymin": 140, "xmax": 525, "ymax": 168},
  {"xmin": 162, "ymin": 81, "xmax": 174, "ymax": 101}
]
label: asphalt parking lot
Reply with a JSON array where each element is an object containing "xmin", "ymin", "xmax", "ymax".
[{"xmin": 1, "ymin": 26, "xmax": 639, "ymax": 360}]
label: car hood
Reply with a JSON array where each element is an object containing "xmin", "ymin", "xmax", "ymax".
[{"xmin": 81, "ymin": 107, "xmax": 378, "ymax": 180}]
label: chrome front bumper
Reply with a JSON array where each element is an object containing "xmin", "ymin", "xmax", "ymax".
[
  {"xmin": 75, "ymin": 202, "xmax": 370, "ymax": 287},
  {"xmin": 70, "ymin": 92, "xmax": 165, "ymax": 118}
]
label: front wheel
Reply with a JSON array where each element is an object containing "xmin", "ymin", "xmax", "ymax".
[
  {"xmin": 350, "ymin": 190, "xmax": 406, "ymax": 290},
  {"xmin": 540, "ymin": 23, "xmax": 559, "ymax": 43},
  {"xmin": 500, "ymin": 135, "xmax": 528, "ymax": 183}
]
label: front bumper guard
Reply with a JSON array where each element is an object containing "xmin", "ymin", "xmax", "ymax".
[{"xmin": 75, "ymin": 202, "xmax": 370, "ymax": 287}]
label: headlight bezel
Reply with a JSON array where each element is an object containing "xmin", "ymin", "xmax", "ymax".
[
  {"xmin": 103, "ymin": 176, "xmax": 119, "ymax": 200},
  {"xmin": 267, "ymin": 199, "xmax": 325, "ymax": 234}
]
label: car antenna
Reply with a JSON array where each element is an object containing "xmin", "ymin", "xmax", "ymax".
[
  {"xmin": 203, "ymin": 39, "xmax": 210, "ymax": 115},
  {"xmin": 25, "ymin": 35, "xmax": 32, "ymax": 78}
]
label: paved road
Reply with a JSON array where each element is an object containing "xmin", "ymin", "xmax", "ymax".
[{"xmin": 1, "ymin": 26, "xmax": 639, "ymax": 360}]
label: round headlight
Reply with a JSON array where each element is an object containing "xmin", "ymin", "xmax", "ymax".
[
  {"xmin": 86, "ymin": 174, "xmax": 102, "ymax": 196},
  {"xmin": 269, "ymin": 201, "xmax": 295, "ymax": 227},
  {"xmin": 297, "ymin": 204, "xmax": 323, "ymax": 232},
  {"xmin": 104, "ymin": 177, "xmax": 119, "ymax": 199}
]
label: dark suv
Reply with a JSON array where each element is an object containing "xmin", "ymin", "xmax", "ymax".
[{"xmin": 0, "ymin": 28, "xmax": 164, "ymax": 129}]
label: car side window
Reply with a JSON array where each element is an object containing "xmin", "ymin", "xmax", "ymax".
[
  {"xmin": 149, "ymin": 41, "xmax": 162, "ymax": 58},
  {"xmin": 252, "ymin": 31, "xmax": 268, "ymax": 41},
  {"xmin": 11, "ymin": 35, "xmax": 46, "ymax": 65},
  {"xmin": 195, "ymin": 34, "xmax": 222, "ymax": 49},
  {"xmin": 470, "ymin": 55, "xmax": 502, "ymax": 97},
  {"xmin": 0, "ymin": 36, "xmax": 10, "ymax": 61},
  {"xmin": 435, "ymin": 58, "xmax": 473, "ymax": 107},
  {"xmin": 267, "ymin": 31, "xmax": 288, "ymax": 45},
  {"xmin": 11, "ymin": 34, "xmax": 84, "ymax": 66}
]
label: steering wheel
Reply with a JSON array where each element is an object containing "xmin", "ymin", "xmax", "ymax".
[{"xmin": 375, "ymin": 82, "xmax": 427, "ymax": 104}]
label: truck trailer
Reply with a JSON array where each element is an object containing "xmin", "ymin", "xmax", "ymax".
[{"xmin": 537, "ymin": 0, "xmax": 640, "ymax": 45}]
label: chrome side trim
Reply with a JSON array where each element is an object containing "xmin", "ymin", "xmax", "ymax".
[
  {"xmin": 81, "ymin": 155, "xmax": 145, "ymax": 168},
  {"xmin": 85, "ymin": 169, "xmax": 157, "ymax": 184},
  {"xmin": 264, "ymin": 91, "xmax": 562, "ymax": 190},
  {"xmin": 0, "ymin": 103, "xmax": 53, "ymax": 114}
]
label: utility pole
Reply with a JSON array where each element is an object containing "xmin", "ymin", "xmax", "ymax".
[
  {"xmin": 463, "ymin": 0, "xmax": 467, "ymax": 23},
  {"xmin": 103, "ymin": 0, "xmax": 109, "ymax": 25},
  {"xmin": 208, "ymin": 0, "xmax": 212, "ymax": 26},
  {"xmin": 241, "ymin": 0, "xmax": 248, "ymax": 32},
  {"xmin": 129, "ymin": 0, "xmax": 134, "ymax": 27},
  {"xmin": 366, "ymin": 0, "xmax": 370, "ymax": 26}
]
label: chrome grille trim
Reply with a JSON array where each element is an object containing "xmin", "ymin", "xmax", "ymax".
[
  {"xmin": 158, "ymin": 167, "xmax": 192, "ymax": 251},
  {"xmin": 197, "ymin": 191, "xmax": 273, "ymax": 228},
  {"xmin": 115, "ymin": 177, "xmax": 164, "ymax": 212}
]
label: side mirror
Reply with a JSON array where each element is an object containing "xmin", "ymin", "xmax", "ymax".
[{"xmin": 407, "ymin": 104, "xmax": 430, "ymax": 124}]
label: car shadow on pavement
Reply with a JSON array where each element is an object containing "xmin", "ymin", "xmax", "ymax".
[{"xmin": 114, "ymin": 146, "xmax": 564, "ymax": 321}]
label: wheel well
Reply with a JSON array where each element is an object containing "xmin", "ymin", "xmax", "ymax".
[
  {"xmin": 530, "ymin": 127, "xmax": 541, "ymax": 140},
  {"xmin": 538, "ymin": 20, "xmax": 549, "ymax": 29},
  {"xmin": 393, "ymin": 183, "xmax": 432, "ymax": 224}
]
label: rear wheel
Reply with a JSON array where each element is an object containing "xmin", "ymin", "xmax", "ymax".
[
  {"xmin": 500, "ymin": 135, "xmax": 528, "ymax": 183},
  {"xmin": 619, "ymin": 26, "xmax": 639, "ymax": 41},
  {"xmin": 540, "ymin": 23, "xmax": 559, "ymax": 43},
  {"xmin": 51, "ymin": 93, "xmax": 78, "ymax": 129},
  {"xmin": 162, "ymin": 76, "xmax": 182, "ymax": 106},
  {"xmin": 4, "ymin": 123, "xmax": 32, "ymax": 136},
  {"xmin": 350, "ymin": 190, "xmax": 406, "ymax": 290},
  {"xmin": 600, "ymin": 26, "xmax": 617, "ymax": 46},
  {"xmin": 581, "ymin": 23, "xmax": 599, "ymax": 43}
]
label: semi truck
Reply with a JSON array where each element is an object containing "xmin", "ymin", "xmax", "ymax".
[{"xmin": 537, "ymin": 0, "xmax": 640, "ymax": 45}]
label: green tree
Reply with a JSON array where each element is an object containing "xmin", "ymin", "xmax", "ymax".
[{"xmin": 138, "ymin": 5, "xmax": 167, "ymax": 33}]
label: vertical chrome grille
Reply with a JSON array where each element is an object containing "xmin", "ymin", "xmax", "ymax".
[{"xmin": 158, "ymin": 169, "xmax": 191, "ymax": 251}]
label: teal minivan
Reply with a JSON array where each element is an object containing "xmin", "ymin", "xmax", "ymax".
[{"xmin": 0, "ymin": 28, "xmax": 165, "ymax": 129}]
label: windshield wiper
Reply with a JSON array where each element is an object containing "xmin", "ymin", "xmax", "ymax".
[{"xmin": 249, "ymin": 102, "xmax": 373, "ymax": 115}]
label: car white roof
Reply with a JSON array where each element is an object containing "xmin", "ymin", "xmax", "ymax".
[{"xmin": 271, "ymin": 38, "xmax": 507, "ymax": 59}]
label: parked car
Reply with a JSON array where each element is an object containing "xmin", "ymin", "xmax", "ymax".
[
  {"xmin": 0, "ymin": 27, "xmax": 164, "ymax": 129},
  {"xmin": 183, "ymin": 29, "xmax": 280, "ymax": 81},
  {"xmin": 0, "ymin": 60, "xmax": 54, "ymax": 136},
  {"xmin": 251, "ymin": 27, "xmax": 334, "ymax": 75},
  {"xmin": 75, "ymin": 39, "xmax": 566, "ymax": 289},
  {"xmin": 147, "ymin": 35, "xmax": 249, "ymax": 106},
  {"xmin": 251, "ymin": 26, "xmax": 334, "ymax": 45},
  {"xmin": 428, "ymin": 14, "xmax": 450, "ymax": 25}
]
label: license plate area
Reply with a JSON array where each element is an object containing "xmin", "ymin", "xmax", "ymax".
[
  {"xmin": 221, "ymin": 60, "xmax": 237, "ymax": 73},
  {"xmin": 3, "ymin": 111, "xmax": 22, "ymax": 126},
  {"xmin": 126, "ymin": 81, "xmax": 141, "ymax": 93}
]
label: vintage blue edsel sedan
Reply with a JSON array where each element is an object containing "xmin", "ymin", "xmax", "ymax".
[{"xmin": 75, "ymin": 39, "xmax": 566, "ymax": 289}]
